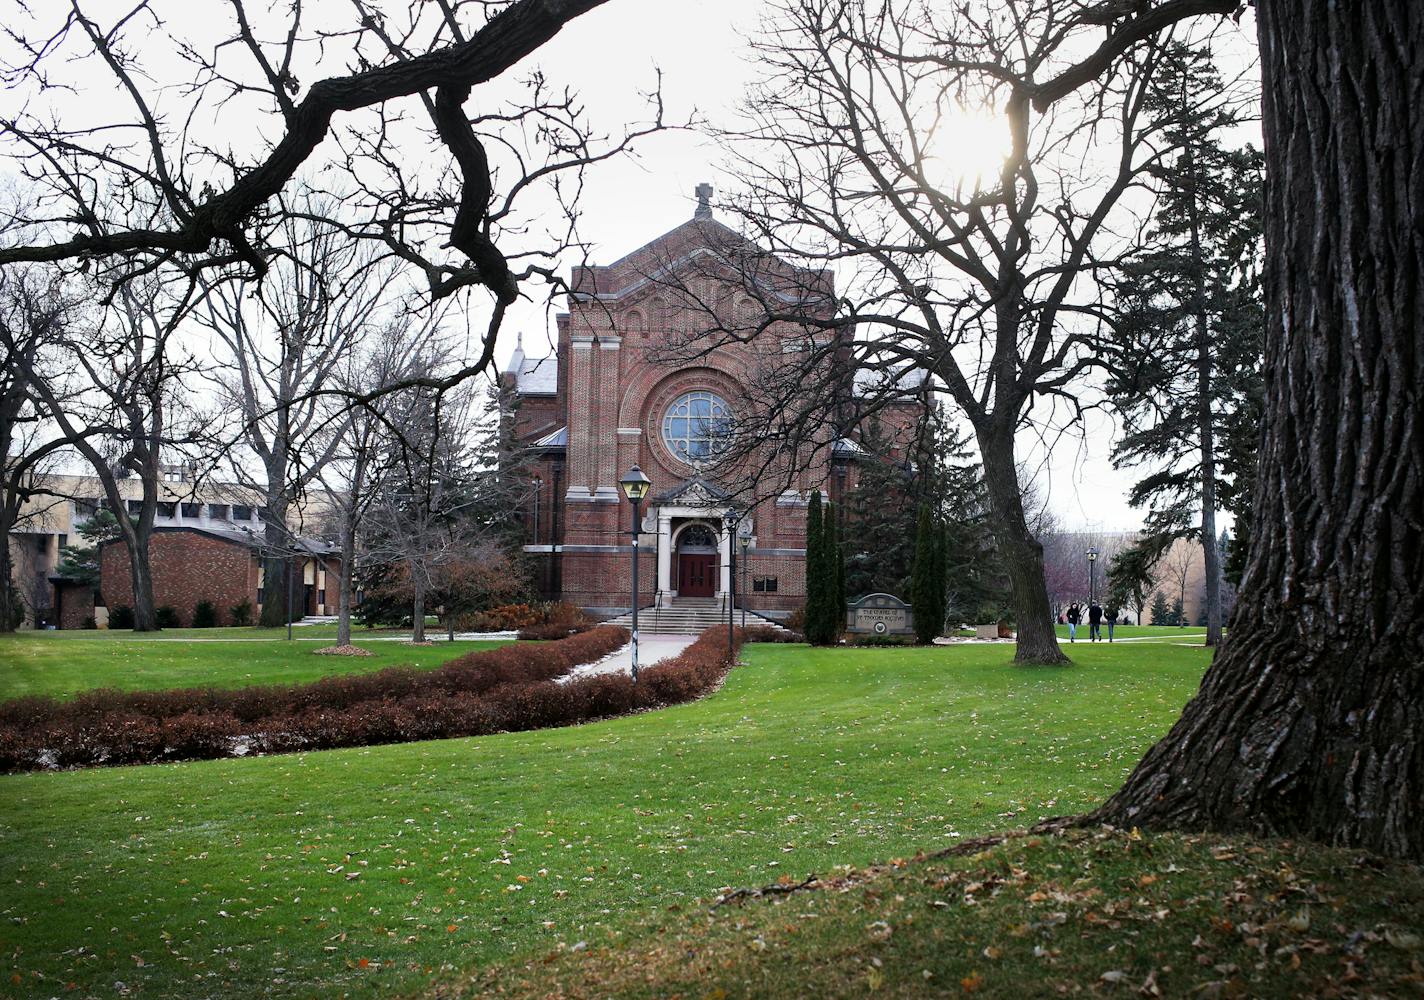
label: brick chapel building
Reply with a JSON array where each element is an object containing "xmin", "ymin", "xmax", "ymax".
[{"xmin": 504, "ymin": 186, "xmax": 922, "ymax": 621}]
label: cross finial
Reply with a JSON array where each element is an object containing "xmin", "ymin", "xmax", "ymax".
[{"xmin": 694, "ymin": 182, "xmax": 714, "ymax": 220}]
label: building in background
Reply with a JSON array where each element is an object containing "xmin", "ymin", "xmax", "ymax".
[
  {"xmin": 5, "ymin": 467, "xmax": 337, "ymax": 629},
  {"xmin": 503, "ymin": 188, "xmax": 924, "ymax": 622}
]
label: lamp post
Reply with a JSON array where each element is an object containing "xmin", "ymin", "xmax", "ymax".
[
  {"xmin": 1087, "ymin": 546, "xmax": 1100, "ymax": 606},
  {"xmin": 286, "ymin": 544, "xmax": 298, "ymax": 642},
  {"xmin": 738, "ymin": 523, "xmax": 753, "ymax": 628},
  {"xmin": 723, "ymin": 507, "xmax": 741, "ymax": 653},
  {"xmin": 620, "ymin": 465, "xmax": 652, "ymax": 682}
]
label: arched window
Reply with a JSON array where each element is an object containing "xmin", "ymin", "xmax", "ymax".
[
  {"xmin": 677, "ymin": 523, "xmax": 718, "ymax": 551},
  {"xmin": 661, "ymin": 390, "xmax": 734, "ymax": 463},
  {"xmin": 649, "ymin": 296, "xmax": 669, "ymax": 332},
  {"xmin": 622, "ymin": 309, "xmax": 645, "ymax": 336}
]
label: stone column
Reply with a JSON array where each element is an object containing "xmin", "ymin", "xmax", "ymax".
[{"xmin": 657, "ymin": 510, "xmax": 673, "ymax": 598}]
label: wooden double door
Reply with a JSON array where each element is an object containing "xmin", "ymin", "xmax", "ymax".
[{"xmin": 677, "ymin": 553, "xmax": 717, "ymax": 597}]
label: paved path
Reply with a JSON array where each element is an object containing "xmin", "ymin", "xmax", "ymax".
[{"xmin": 559, "ymin": 633, "xmax": 696, "ymax": 683}]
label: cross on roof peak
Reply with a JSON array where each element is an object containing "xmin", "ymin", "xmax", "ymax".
[{"xmin": 694, "ymin": 182, "xmax": 714, "ymax": 220}]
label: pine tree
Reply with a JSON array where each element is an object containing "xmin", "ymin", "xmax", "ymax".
[
  {"xmin": 1107, "ymin": 41, "xmax": 1265, "ymax": 648},
  {"xmin": 1149, "ymin": 591, "xmax": 1171, "ymax": 627}
]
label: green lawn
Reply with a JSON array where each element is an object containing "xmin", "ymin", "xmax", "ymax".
[
  {"xmin": 0, "ymin": 639, "xmax": 1209, "ymax": 999},
  {"xmin": 476, "ymin": 828, "xmax": 1424, "ymax": 999},
  {"xmin": 0, "ymin": 636, "xmax": 509, "ymax": 700}
]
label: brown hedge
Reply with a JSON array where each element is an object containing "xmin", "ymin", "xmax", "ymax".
[{"xmin": 0, "ymin": 625, "xmax": 744, "ymax": 772}]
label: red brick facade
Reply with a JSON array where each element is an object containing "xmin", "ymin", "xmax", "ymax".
[
  {"xmin": 99, "ymin": 528, "xmax": 341, "ymax": 627},
  {"xmin": 505, "ymin": 196, "xmax": 921, "ymax": 619}
]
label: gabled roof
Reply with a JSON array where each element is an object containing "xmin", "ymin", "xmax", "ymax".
[
  {"xmin": 503, "ymin": 351, "xmax": 558, "ymax": 396},
  {"xmin": 653, "ymin": 477, "xmax": 729, "ymax": 505},
  {"xmin": 531, "ymin": 426, "xmax": 568, "ymax": 448},
  {"xmin": 98, "ymin": 525, "xmax": 337, "ymax": 556}
]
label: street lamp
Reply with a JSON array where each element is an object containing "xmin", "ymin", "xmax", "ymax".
[
  {"xmin": 723, "ymin": 507, "xmax": 742, "ymax": 653},
  {"xmin": 738, "ymin": 522, "xmax": 753, "ymax": 628},
  {"xmin": 1086, "ymin": 546, "xmax": 1100, "ymax": 606},
  {"xmin": 620, "ymin": 465, "xmax": 652, "ymax": 682},
  {"xmin": 286, "ymin": 543, "xmax": 300, "ymax": 642}
]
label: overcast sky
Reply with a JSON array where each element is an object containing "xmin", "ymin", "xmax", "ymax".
[{"xmin": 10, "ymin": 0, "xmax": 1261, "ymax": 533}]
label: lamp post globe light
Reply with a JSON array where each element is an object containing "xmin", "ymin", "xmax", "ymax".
[
  {"xmin": 620, "ymin": 465, "xmax": 652, "ymax": 682},
  {"xmin": 1086, "ymin": 546, "xmax": 1100, "ymax": 606}
]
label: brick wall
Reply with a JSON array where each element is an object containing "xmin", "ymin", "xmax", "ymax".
[{"xmin": 100, "ymin": 530, "xmax": 256, "ymax": 627}]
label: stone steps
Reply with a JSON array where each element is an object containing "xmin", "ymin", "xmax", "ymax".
[{"xmin": 601, "ymin": 602, "xmax": 792, "ymax": 636}]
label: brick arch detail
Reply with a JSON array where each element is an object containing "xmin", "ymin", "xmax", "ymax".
[{"xmin": 619, "ymin": 364, "xmax": 749, "ymax": 478}]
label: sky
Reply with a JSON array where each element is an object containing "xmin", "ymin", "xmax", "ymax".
[{"xmin": 8, "ymin": 0, "xmax": 1262, "ymax": 533}]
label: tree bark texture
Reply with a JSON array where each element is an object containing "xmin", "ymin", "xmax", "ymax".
[
  {"xmin": 979, "ymin": 421, "xmax": 1070, "ymax": 665},
  {"xmin": 1099, "ymin": 0, "xmax": 1424, "ymax": 860}
]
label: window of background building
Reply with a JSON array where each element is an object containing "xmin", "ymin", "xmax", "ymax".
[
  {"xmin": 208, "ymin": 504, "xmax": 229, "ymax": 519},
  {"xmin": 157, "ymin": 502, "xmax": 176, "ymax": 517},
  {"xmin": 181, "ymin": 502, "xmax": 200, "ymax": 518},
  {"xmin": 753, "ymin": 576, "xmax": 778, "ymax": 593},
  {"xmin": 126, "ymin": 499, "xmax": 142, "ymax": 515},
  {"xmin": 661, "ymin": 390, "xmax": 734, "ymax": 463},
  {"xmin": 74, "ymin": 498, "xmax": 98, "ymax": 519},
  {"xmin": 232, "ymin": 505, "xmax": 252, "ymax": 520}
]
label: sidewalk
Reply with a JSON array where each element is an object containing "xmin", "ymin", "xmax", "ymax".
[{"xmin": 559, "ymin": 633, "xmax": 696, "ymax": 683}]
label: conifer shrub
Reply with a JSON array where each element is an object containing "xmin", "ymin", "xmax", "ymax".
[
  {"xmin": 192, "ymin": 601, "xmax": 218, "ymax": 628},
  {"xmin": 107, "ymin": 605, "xmax": 135, "ymax": 630}
]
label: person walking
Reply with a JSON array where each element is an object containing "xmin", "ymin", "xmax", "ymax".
[
  {"xmin": 1088, "ymin": 601, "xmax": 1104, "ymax": 642},
  {"xmin": 1065, "ymin": 602, "xmax": 1082, "ymax": 643},
  {"xmin": 1106, "ymin": 605, "xmax": 1119, "ymax": 642}
]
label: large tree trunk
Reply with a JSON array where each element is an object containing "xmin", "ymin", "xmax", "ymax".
[
  {"xmin": 258, "ymin": 457, "xmax": 291, "ymax": 627},
  {"xmin": 411, "ymin": 581, "xmax": 426, "ymax": 643},
  {"xmin": 1099, "ymin": 0, "xmax": 1424, "ymax": 860},
  {"xmin": 0, "ymin": 500, "xmax": 20, "ymax": 631},
  {"xmin": 336, "ymin": 520, "xmax": 356, "ymax": 647},
  {"xmin": 978, "ymin": 420, "xmax": 1069, "ymax": 665},
  {"xmin": 121, "ymin": 519, "xmax": 159, "ymax": 632}
]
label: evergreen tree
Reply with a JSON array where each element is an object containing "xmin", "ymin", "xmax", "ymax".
[
  {"xmin": 911, "ymin": 504, "xmax": 938, "ymax": 644},
  {"xmin": 842, "ymin": 419, "xmax": 916, "ymax": 599},
  {"xmin": 803, "ymin": 490, "xmax": 835, "ymax": 645},
  {"xmin": 54, "ymin": 508, "xmax": 120, "ymax": 587},
  {"xmin": 1107, "ymin": 41, "xmax": 1265, "ymax": 648},
  {"xmin": 1149, "ymin": 590, "xmax": 1171, "ymax": 627},
  {"xmin": 829, "ymin": 502, "xmax": 846, "ymax": 637}
]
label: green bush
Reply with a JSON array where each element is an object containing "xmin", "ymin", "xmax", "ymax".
[
  {"xmin": 192, "ymin": 601, "xmax": 218, "ymax": 628},
  {"xmin": 107, "ymin": 605, "xmax": 135, "ymax": 630},
  {"xmin": 81, "ymin": 616, "xmax": 98, "ymax": 630},
  {"xmin": 229, "ymin": 600, "xmax": 253, "ymax": 626},
  {"xmin": 155, "ymin": 606, "xmax": 181, "ymax": 628}
]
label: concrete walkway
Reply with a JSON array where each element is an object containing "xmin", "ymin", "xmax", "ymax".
[{"xmin": 559, "ymin": 633, "xmax": 696, "ymax": 683}]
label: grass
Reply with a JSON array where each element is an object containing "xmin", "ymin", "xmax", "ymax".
[
  {"xmin": 0, "ymin": 636, "xmax": 510, "ymax": 700},
  {"xmin": 471, "ymin": 828, "xmax": 1424, "ymax": 999},
  {"xmin": 0, "ymin": 638, "xmax": 1212, "ymax": 999}
]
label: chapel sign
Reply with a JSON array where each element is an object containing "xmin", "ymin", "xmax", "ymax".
[{"xmin": 846, "ymin": 593, "xmax": 915, "ymax": 636}]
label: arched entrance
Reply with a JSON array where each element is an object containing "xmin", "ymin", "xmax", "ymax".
[{"xmin": 674, "ymin": 522, "xmax": 719, "ymax": 598}]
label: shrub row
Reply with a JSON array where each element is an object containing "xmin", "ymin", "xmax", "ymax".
[
  {"xmin": 0, "ymin": 625, "xmax": 627, "ymax": 740},
  {"xmin": 0, "ymin": 625, "xmax": 745, "ymax": 772},
  {"xmin": 741, "ymin": 624, "xmax": 804, "ymax": 643}
]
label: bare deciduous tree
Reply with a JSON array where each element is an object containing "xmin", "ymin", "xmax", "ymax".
[{"xmin": 707, "ymin": 0, "xmax": 1236, "ymax": 662}]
